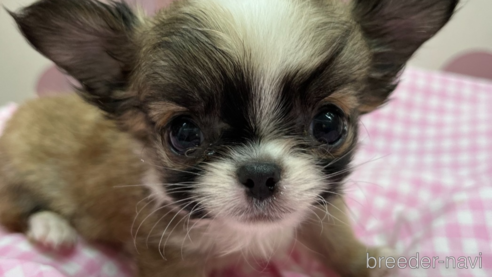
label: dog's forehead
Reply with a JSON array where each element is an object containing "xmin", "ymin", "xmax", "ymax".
[{"xmin": 140, "ymin": 0, "xmax": 368, "ymax": 135}]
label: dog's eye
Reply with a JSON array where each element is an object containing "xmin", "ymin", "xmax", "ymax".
[
  {"xmin": 311, "ymin": 105, "xmax": 347, "ymax": 145},
  {"xmin": 169, "ymin": 117, "xmax": 203, "ymax": 155}
]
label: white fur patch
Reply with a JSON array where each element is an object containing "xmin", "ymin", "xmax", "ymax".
[
  {"xmin": 187, "ymin": 220, "xmax": 295, "ymax": 259},
  {"xmin": 193, "ymin": 0, "xmax": 342, "ymax": 135},
  {"xmin": 190, "ymin": 140, "xmax": 327, "ymax": 258},
  {"xmin": 205, "ymin": 0, "xmax": 330, "ymax": 73},
  {"xmin": 27, "ymin": 211, "xmax": 78, "ymax": 249}
]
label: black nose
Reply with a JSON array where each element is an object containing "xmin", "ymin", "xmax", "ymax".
[{"xmin": 237, "ymin": 163, "xmax": 281, "ymax": 200}]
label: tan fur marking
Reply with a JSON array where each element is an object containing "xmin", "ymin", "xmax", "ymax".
[
  {"xmin": 148, "ymin": 102, "xmax": 188, "ymax": 128},
  {"xmin": 324, "ymin": 90, "xmax": 360, "ymax": 114}
]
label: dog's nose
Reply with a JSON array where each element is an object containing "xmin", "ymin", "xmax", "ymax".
[{"xmin": 237, "ymin": 163, "xmax": 281, "ymax": 200}]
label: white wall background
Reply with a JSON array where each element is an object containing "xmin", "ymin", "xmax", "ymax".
[
  {"xmin": 408, "ymin": 0, "xmax": 492, "ymax": 70},
  {"xmin": 0, "ymin": 0, "xmax": 52, "ymax": 104},
  {"xmin": 0, "ymin": 0, "xmax": 491, "ymax": 105}
]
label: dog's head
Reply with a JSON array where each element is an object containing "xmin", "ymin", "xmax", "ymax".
[{"xmin": 11, "ymin": 0, "xmax": 458, "ymax": 229}]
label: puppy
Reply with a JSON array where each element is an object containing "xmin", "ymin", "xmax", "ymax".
[{"xmin": 0, "ymin": 0, "xmax": 458, "ymax": 276}]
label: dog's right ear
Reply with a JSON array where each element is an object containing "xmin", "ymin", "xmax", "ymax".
[{"xmin": 9, "ymin": 0, "xmax": 140, "ymax": 115}]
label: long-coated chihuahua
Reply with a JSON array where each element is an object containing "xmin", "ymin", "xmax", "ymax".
[{"xmin": 0, "ymin": 0, "xmax": 458, "ymax": 276}]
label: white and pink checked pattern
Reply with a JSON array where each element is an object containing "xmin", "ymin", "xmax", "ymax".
[
  {"xmin": 0, "ymin": 67, "xmax": 491, "ymax": 277},
  {"xmin": 348, "ymin": 68, "xmax": 492, "ymax": 277}
]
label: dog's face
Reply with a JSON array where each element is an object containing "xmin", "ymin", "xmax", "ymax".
[
  {"xmin": 135, "ymin": 0, "xmax": 369, "ymax": 228},
  {"xmin": 12, "ymin": 0, "xmax": 458, "ymax": 229}
]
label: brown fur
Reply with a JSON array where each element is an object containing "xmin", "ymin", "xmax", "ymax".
[
  {"xmin": 298, "ymin": 197, "xmax": 383, "ymax": 277},
  {"xmin": 0, "ymin": 94, "xmax": 145, "ymax": 243}
]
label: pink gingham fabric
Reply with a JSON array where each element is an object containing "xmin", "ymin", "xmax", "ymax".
[
  {"xmin": 347, "ymin": 68, "xmax": 492, "ymax": 277},
  {"xmin": 0, "ymin": 67, "xmax": 491, "ymax": 277}
]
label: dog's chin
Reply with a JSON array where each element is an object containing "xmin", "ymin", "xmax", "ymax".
[
  {"xmin": 242, "ymin": 214, "xmax": 284, "ymax": 223},
  {"xmin": 225, "ymin": 214, "xmax": 306, "ymax": 235},
  {"xmin": 222, "ymin": 203, "xmax": 309, "ymax": 230}
]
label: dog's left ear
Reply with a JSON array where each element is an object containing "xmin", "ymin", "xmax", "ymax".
[
  {"xmin": 10, "ymin": 0, "xmax": 140, "ymax": 115},
  {"xmin": 353, "ymin": 0, "xmax": 459, "ymax": 113}
]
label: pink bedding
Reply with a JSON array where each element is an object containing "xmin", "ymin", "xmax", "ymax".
[{"xmin": 0, "ymin": 67, "xmax": 491, "ymax": 276}]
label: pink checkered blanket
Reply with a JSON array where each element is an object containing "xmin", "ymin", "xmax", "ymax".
[{"xmin": 0, "ymin": 67, "xmax": 491, "ymax": 277}]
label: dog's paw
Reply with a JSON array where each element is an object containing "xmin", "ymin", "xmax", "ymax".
[
  {"xmin": 369, "ymin": 247, "xmax": 398, "ymax": 277},
  {"xmin": 26, "ymin": 211, "xmax": 78, "ymax": 250}
]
